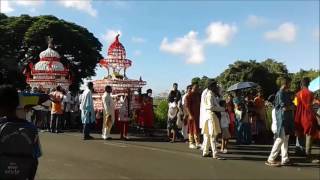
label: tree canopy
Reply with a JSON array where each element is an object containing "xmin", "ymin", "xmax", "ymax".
[
  {"xmin": 0, "ymin": 13, "xmax": 102, "ymax": 90},
  {"xmin": 191, "ymin": 59, "xmax": 319, "ymax": 97}
]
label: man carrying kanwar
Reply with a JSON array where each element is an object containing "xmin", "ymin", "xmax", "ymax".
[{"xmin": 80, "ymin": 82, "xmax": 96, "ymax": 140}]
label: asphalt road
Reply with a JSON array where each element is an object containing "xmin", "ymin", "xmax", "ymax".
[{"xmin": 36, "ymin": 132, "xmax": 319, "ymax": 180}]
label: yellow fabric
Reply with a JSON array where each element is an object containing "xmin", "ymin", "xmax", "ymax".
[
  {"xmin": 19, "ymin": 95, "xmax": 39, "ymax": 107},
  {"xmin": 293, "ymin": 97, "xmax": 298, "ymax": 106}
]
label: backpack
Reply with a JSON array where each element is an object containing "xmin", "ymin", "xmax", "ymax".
[{"xmin": 0, "ymin": 117, "xmax": 38, "ymax": 180}]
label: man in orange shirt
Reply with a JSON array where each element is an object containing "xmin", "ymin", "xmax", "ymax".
[{"xmin": 50, "ymin": 86, "xmax": 64, "ymax": 133}]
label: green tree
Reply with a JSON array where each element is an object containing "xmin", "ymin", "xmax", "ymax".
[
  {"xmin": 0, "ymin": 14, "xmax": 102, "ymax": 90},
  {"xmin": 290, "ymin": 69, "xmax": 319, "ymax": 92},
  {"xmin": 154, "ymin": 99, "xmax": 168, "ymax": 129},
  {"xmin": 216, "ymin": 60, "xmax": 279, "ymax": 97},
  {"xmin": 191, "ymin": 76, "xmax": 214, "ymax": 91}
]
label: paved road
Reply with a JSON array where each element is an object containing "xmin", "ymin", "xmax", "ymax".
[{"xmin": 36, "ymin": 132, "xmax": 319, "ymax": 180}]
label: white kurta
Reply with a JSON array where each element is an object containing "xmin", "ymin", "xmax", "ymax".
[
  {"xmin": 201, "ymin": 90, "xmax": 224, "ymax": 136},
  {"xmin": 118, "ymin": 96, "xmax": 129, "ymax": 122},
  {"xmin": 199, "ymin": 88, "xmax": 208, "ymax": 130},
  {"xmin": 102, "ymin": 92, "xmax": 115, "ymax": 124},
  {"xmin": 80, "ymin": 88, "xmax": 95, "ymax": 124}
]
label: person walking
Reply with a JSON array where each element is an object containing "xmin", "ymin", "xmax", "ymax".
[
  {"xmin": 80, "ymin": 82, "xmax": 95, "ymax": 140},
  {"xmin": 102, "ymin": 86, "xmax": 115, "ymax": 140},
  {"xmin": 201, "ymin": 81, "xmax": 225, "ymax": 158},
  {"xmin": 118, "ymin": 95, "xmax": 130, "ymax": 140},
  {"xmin": 181, "ymin": 85, "xmax": 192, "ymax": 141},
  {"xmin": 295, "ymin": 77, "xmax": 320, "ymax": 163},
  {"xmin": 185, "ymin": 83, "xmax": 201, "ymax": 149},
  {"xmin": 49, "ymin": 86, "xmax": 64, "ymax": 133},
  {"xmin": 265, "ymin": 77, "xmax": 295, "ymax": 166}
]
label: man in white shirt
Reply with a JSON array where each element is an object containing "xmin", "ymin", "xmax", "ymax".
[
  {"xmin": 102, "ymin": 86, "xmax": 115, "ymax": 140},
  {"xmin": 201, "ymin": 81, "xmax": 225, "ymax": 159}
]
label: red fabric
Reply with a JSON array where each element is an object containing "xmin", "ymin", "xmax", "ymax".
[
  {"xmin": 295, "ymin": 88, "xmax": 319, "ymax": 139},
  {"xmin": 228, "ymin": 111, "xmax": 236, "ymax": 137},
  {"xmin": 141, "ymin": 97, "xmax": 154, "ymax": 128},
  {"xmin": 114, "ymin": 109, "xmax": 120, "ymax": 132},
  {"xmin": 185, "ymin": 92, "xmax": 201, "ymax": 134},
  {"xmin": 120, "ymin": 121, "xmax": 129, "ymax": 138},
  {"xmin": 226, "ymin": 101, "xmax": 235, "ymax": 137},
  {"xmin": 188, "ymin": 119, "xmax": 199, "ymax": 135}
]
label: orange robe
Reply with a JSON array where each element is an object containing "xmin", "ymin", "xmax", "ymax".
[{"xmin": 295, "ymin": 88, "xmax": 319, "ymax": 139}]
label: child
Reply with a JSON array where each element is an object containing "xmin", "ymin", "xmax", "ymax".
[
  {"xmin": 118, "ymin": 95, "xmax": 130, "ymax": 140},
  {"xmin": 219, "ymin": 100, "xmax": 231, "ymax": 154},
  {"xmin": 167, "ymin": 100, "xmax": 179, "ymax": 143}
]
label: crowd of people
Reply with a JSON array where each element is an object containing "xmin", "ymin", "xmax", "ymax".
[
  {"xmin": 165, "ymin": 78, "xmax": 320, "ymax": 165},
  {"xmin": 0, "ymin": 76, "xmax": 318, "ymax": 180}
]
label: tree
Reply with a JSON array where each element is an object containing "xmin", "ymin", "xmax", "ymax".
[
  {"xmin": 154, "ymin": 99, "xmax": 169, "ymax": 128},
  {"xmin": 0, "ymin": 14, "xmax": 102, "ymax": 90},
  {"xmin": 216, "ymin": 59, "xmax": 289, "ymax": 97},
  {"xmin": 191, "ymin": 76, "xmax": 214, "ymax": 91},
  {"xmin": 290, "ymin": 69, "xmax": 319, "ymax": 92}
]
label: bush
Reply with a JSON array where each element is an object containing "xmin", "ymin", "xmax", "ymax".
[{"xmin": 154, "ymin": 99, "xmax": 168, "ymax": 129}]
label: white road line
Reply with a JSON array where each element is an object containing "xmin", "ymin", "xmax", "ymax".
[{"xmin": 104, "ymin": 142, "xmax": 128, "ymax": 148}]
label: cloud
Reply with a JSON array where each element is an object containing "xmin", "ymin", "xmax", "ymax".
[
  {"xmin": 131, "ymin": 37, "xmax": 146, "ymax": 43},
  {"xmin": 205, "ymin": 22, "xmax": 238, "ymax": 46},
  {"xmin": 160, "ymin": 31, "xmax": 204, "ymax": 64},
  {"xmin": 265, "ymin": 22, "xmax": 297, "ymax": 43},
  {"xmin": 314, "ymin": 28, "xmax": 320, "ymax": 40},
  {"xmin": 246, "ymin": 15, "xmax": 267, "ymax": 28},
  {"xmin": 15, "ymin": 0, "xmax": 43, "ymax": 7},
  {"xmin": 0, "ymin": 1, "xmax": 14, "ymax": 13},
  {"xmin": 101, "ymin": 29, "xmax": 122, "ymax": 44},
  {"xmin": 57, "ymin": 0, "xmax": 97, "ymax": 17}
]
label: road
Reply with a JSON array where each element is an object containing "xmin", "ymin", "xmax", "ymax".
[{"xmin": 36, "ymin": 132, "xmax": 319, "ymax": 180}]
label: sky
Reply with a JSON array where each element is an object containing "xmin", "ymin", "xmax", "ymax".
[{"xmin": 1, "ymin": 0, "xmax": 319, "ymax": 95}]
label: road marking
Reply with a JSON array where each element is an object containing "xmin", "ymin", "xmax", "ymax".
[
  {"xmin": 126, "ymin": 143, "xmax": 200, "ymax": 158},
  {"xmin": 104, "ymin": 142, "xmax": 128, "ymax": 148}
]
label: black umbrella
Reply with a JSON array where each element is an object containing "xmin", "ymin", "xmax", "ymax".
[{"xmin": 227, "ymin": 81, "xmax": 258, "ymax": 92}]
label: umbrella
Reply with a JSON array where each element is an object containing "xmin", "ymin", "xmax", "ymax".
[
  {"xmin": 309, "ymin": 76, "xmax": 320, "ymax": 92},
  {"xmin": 227, "ymin": 81, "xmax": 258, "ymax": 92}
]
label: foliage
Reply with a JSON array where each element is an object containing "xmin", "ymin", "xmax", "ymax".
[
  {"xmin": 289, "ymin": 69, "xmax": 319, "ymax": 93},
  {"xmin": 0, "ymin": 13, "xmax": 102, "ymax": 90},
  {"xmin": 191, "ymin": 76, "xmax": 215, "ymax": 92},
  {"xmin": 154, "ymin": 99, "xmax": 168, "ymax": 129},
  {"xmin": 216, "ymin": 59, "xmax": 284, "ymax": 97}
]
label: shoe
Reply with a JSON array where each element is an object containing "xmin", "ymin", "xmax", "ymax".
[
  {"xmin": 84, "ymin": 135, "xmax": 94, "ymax": 140},
  {"xmin": 265, "ymin": 160, "xmax": 281, "ymax": 167},
  {"xmin": 281, "ymin": 161, "xmax": 293, "ymax": 166},
  {"xmin": 222, "ymin": 149, "xmax": 228, "ymax": 154},
  {"xmin": 202, "ymin": 153, "xmax": 212, "ymax": 157},
  {"xmin": 102, "ymin": 135, "xmax": 107, "ymax": 140},
  {"xmin": 196, "ymin": 144, "xmax": 202, "ymax": 149},
  {"xmin": 212, "ymin": 155, "xmax": 225, "ymax": 160},
  {"xmin": 189, "ymin": 144, "xmax": 197, "ymax": 149}
]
